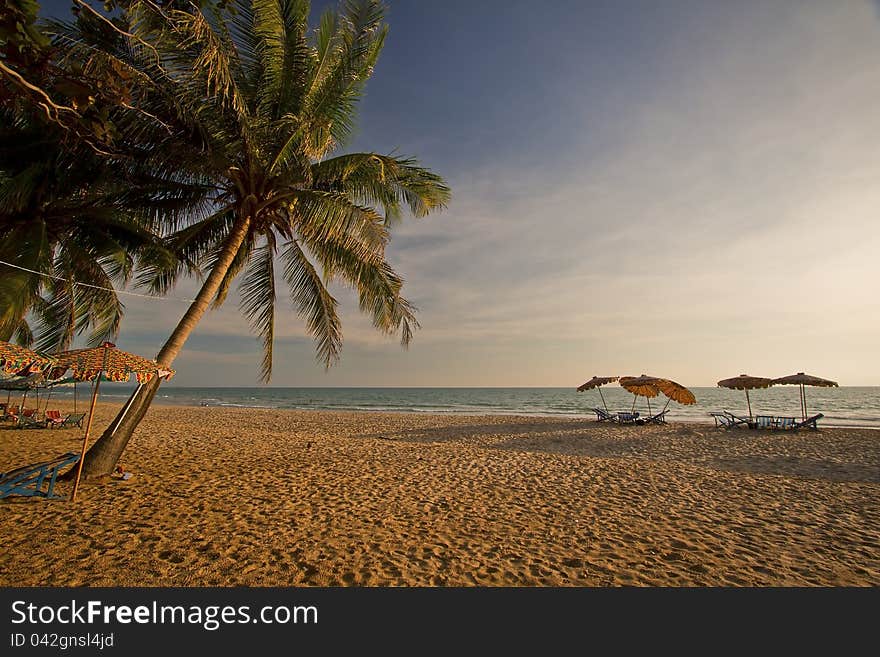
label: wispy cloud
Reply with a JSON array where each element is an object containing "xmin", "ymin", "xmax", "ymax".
[{"xmin": 93, "ymin": 1, "xmax": 880, "ymax": 386}]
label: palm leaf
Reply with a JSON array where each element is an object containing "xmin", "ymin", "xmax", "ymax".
[
  {"xmin": 239, "ymin": 235, "xmax": 277, "ymax": 381},
  {"xmin": 280, "ymin": 238, "xmax": 342, "ymax": 368}
]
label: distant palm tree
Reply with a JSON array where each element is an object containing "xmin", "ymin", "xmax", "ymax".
[{"xmin": 51, "ymin": 0, "xmax": 449, "ymax": 477}]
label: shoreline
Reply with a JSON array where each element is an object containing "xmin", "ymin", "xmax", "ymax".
[
  {"xmin": 1, "ymin": 402, "xmax": 878, "ymax": 586},
  {"xmin": 140, "ymin": 397, "xmax": 880, "ymax": 430}
]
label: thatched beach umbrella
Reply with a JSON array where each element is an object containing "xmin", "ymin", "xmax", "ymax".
[
  {"xmin": 653, "ymin": 379, "xmax": 697, "ymax": 407},
  {"xmin": 717, "ymin": 374, "xmax": 775, "ymax": 419},
  {"xmin": 771, "ymin": 372, "xmax": 837, "ymax": 422},
  {"xmin": 620, "ymin": 375, "xmax": 696, "ymax": 415},
  {"xmin": 576, "ymin": 376, "xmax": 619, "ymax": 413},
  {"xmin": 51, "ymin": 342, "xmax": 174, "ymax": 501},
  {"xmin": 619, "ymin": 375, "xmax": 662, "ymax": 414}
]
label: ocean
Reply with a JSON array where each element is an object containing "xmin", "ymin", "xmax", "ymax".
[{"xmin": 32, "ymin": 385, "xmax": 880, "ymax": 429}]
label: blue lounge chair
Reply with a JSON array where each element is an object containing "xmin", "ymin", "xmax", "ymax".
[
  {"xmin": 755, "ymin": 415, "xmax": 798, "ymax": 430},
  {"xmin": 640, "ymin": 410, "xmax": 668, "ymax": 424},
  {"xmin": 617, "ymin": 411, "xmax": 640, "ymax": 424},
  {"xmin": 0, "ymin": 452, "xmax": 80, "ymax": 500}
]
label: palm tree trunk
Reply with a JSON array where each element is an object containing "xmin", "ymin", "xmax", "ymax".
[{"xmin": 76, "ymin": 214, "xmax": 252, "ymax": 478}]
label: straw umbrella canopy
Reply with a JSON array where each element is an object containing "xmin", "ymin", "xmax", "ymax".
[
  {"xmin": 576, "ymin": 376, "xmax": 619, "ymax": 413},
  {"xmin": 717, "ymin": 374, "xmax": 775, "ymax": 419},
  {"xmin": 771, "ymin": 372, "xmax": 838, "ymax": 422},
  {"xmin": 654, "ymin": 378, "xmax": 697, "ymax": 407},
  {"xmin": 618, "ymin": 375, "xmax": 662, "ymax": 414},
  {"xmin": 619, "ymin": 375, "xmax": 697, "ymax": 414},
  {"xmin": 50, "ymin": 342, "xmax": 174, "ymax": 501}
]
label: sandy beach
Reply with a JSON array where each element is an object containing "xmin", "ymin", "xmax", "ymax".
[{"xmin": 1, "ymin": 402, "xmax": 878, "ymax": 587}]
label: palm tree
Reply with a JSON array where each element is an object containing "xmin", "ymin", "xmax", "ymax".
[
  {"xmin": 50, "ymin": 0, "xmax": 450, "ymax": 477},
  {"xmin": 0, "ymin": 108, "xmax": 192, "ymax": 352}
]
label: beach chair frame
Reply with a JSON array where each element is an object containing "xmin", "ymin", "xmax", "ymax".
[
  {"xmin": 617, "ymin": 411, "xmax": 640, "ymax": 424},
  {"xmin": 52, "ymin": 412, "xmax": 87, "ymax": 429},
  {"xmin": 709, "ymin": 411, "xmax": 752, "ymax": 429},
  {"xmin": 0, "ymin": 452, "xmax": 80, "ymax": 500},
  {"xmin": 641, "ymin": 410, "xmax": 668, "ymax": 425},
  {"xmin": 788, "ymin": 413, "xmax": 824, "ymax": 430}
]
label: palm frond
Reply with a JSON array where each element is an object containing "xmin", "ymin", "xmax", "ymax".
[
  {"xmin": 210, "ymin": 230, "xmax": 255, "ymax": 309},
  {"xmin": 280, "ymin": 238, "xmax": 342, "ymax": 368},
  {"xmin": 311, "ymin": 153, "xmax": 451, "ymax": 221},
  {"xmin": 239, "ymin": 235, "xmax": 277, "ymax": 381},
  {"xmin": 291, "ymin": 189, "xmax": 388, "ymax": 259},
  {"xmin": 253, "ymin": 0, "xmax": 313, "ymax": 120},
  {"xmin": 300, "ymin": 0, "xmax": 387, "ymax": 152},
  {"xmin": 308, "ymin": 234, "xmax": 419, "ymax": 345}
]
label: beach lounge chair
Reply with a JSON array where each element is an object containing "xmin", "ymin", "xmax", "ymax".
[
  {"xmin": 594, "ymin": 408, "xmax": 617, "ymax": 422},
  {"xmin": 617, "ymin": 411, "xmax": 640, "ymax": 424},
  {"xmin": 5, "ymin": 408, "xmax": 35, "ymax": 428},
  {"xmin": 44, "ymin": 410, "xmax": 62, "ymax": 426},
  {"xmin": 640, "ymin": 410, "xmax": 668, "ymax": 424},
  {"xmin": 709, "ymin": 411, "xmax": 752, "ymax": 429},
  {"xmin": 787, "ymin": 413, "xmax": 824, "ymax": 430},
  {"xmin": 52, "ymin": 412, "xmax": 86, "ymax": 429},
  {"xmin": 18, "ymin": 414, "xmax": 45, "ymax": 430},
  {"xmin": 754, "ymin": 415, "xmax": 797, "ymax": 430},
  {"xmin": 0, "ymin": 452, "xmax": 80, "ymax": 500}
]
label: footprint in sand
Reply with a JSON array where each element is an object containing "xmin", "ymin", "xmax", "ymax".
[{"xmin": 157, "ymin": 550, "xmax": 186, "ymax": 565}]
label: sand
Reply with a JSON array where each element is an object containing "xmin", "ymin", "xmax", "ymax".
[{"xmin": 0, "ymin": 402, "xmax": 878, "ymax": 586}]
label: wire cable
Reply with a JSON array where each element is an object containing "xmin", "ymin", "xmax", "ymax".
[{"xmin": 0, "ymin": 259, "xmax": 197, "ymax": 303}]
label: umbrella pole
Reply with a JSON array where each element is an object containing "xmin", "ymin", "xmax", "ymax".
[
  {"xmin": 746, "ymin": 389, "xmax": 752, "ymax": 419},
  {"xmin": 42, "ymin": 387, "xmax": 53, "ymax": 415},
  {"xmin": 73, "ymin": 382, "xmax": 77, "ymax": 413},
  {"xmin": 70, "ymin": 377, "xmax": 101, "ymax": 503},
  {"xmin": 647, "ymin": 397, "xmax": 652, "ymax": 415},
  {"xmin": 598, "ymin": 387, "xmax": 608, "ymax": 414},
  {"xmin": 801, "ymin": 384, "xmax": 807, "ymax": 421},
  {"xmin": 631, "ymin": 396, "xmax": 636, "ymax": 413}
]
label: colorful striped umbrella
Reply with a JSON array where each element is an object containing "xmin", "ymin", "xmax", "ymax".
[
  {"xmin": 50, "ymin": 343, "xmax": 174, "ymax": 384},
  {"xmin": 0, "ymin": 340, "xmax": 54, "ymax": 376},
  {"xmin": 50, "ymin": 342, "xmax": 174, "ymax": 502}
]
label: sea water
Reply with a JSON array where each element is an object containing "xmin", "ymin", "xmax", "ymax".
[{"xmin": 45, "ymin": 385, "xmax": 880, "ymax": 428}]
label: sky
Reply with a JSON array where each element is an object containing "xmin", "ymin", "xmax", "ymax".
[{"xmin": 36, "ymin": 0, "xmax": 880, "ymax": 387}]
